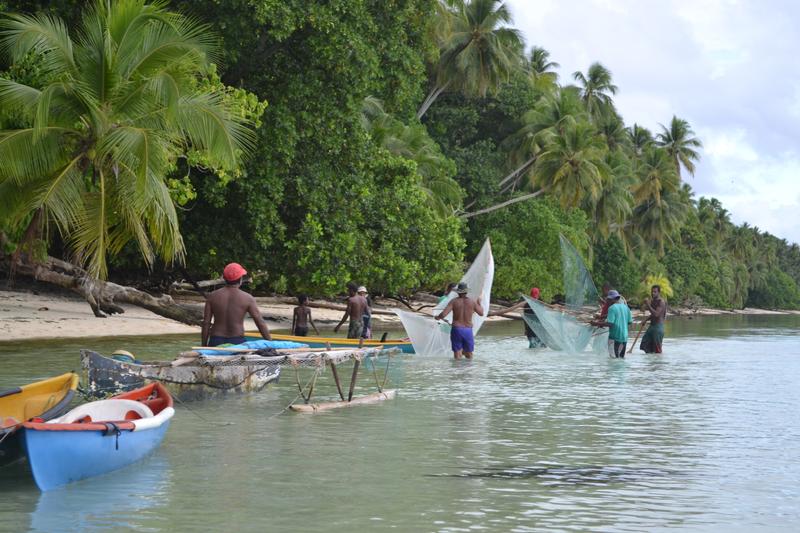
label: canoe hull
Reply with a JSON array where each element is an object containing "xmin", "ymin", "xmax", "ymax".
[
  {"xmin": 0, "ymin": 373, "xmax": 79, "ymax": 467},
  {"xmin": 81, "ymin": 350, "xmax": 280, "ymax": 402},
  {"xmin": 22, "ymin": 419, "xmax": 171, "ymax": 491},
  {"xmin": 22, "ymin": 382, "xmax": 174, "ymax": 491},
  {"xmin": 250, "ymin": 333, "xmax": 415, "ymax": 354}
]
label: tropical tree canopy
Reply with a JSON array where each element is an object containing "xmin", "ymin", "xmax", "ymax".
[
  {"xmin": 417, "ymin": 0, "xmax": 524, "ymax": 118},
  {"xmin": 656, "ymin": 115, "xmax": 703, "ymax": 179},
  {"xmin": 1, "ymin": 0, "xmax": 798, "ymax": 310},
  {"xmin": 0, "ymin": 0, "xmax": 256, "ymax": 278}
]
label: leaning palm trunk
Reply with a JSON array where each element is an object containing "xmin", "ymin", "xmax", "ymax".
[
  {"xmin": 416, "ymin": 81, "xmax": 451, "ymax": 119},
  {"xmin": 460, "ymin": 189, "xmax": 546, "ymax": 219}
]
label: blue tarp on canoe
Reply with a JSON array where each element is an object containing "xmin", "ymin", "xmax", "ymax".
[{"xmin": 198, "ymin": 339, "xmax": 307, "ymax": 356}]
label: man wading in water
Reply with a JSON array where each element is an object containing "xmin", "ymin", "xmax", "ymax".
[
  {"xmin": 201, "ymin": 263, "xmax": 272, "ymax": 346},
  {"xmin": 435, "ymin": 282, "xmax": 484, "ymax": 360},
  {"xmin": 334, "ymin": 283, "xmax": 368, "ymax": 339},
  {"xmin": 640, "ymin": 285, "xmax": 667, "ymax": 353}
]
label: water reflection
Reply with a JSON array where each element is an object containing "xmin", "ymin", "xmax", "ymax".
[
  {"xmin": 1, "ymin": 316, "xmax": 800, "ymax": 531},
  {"xmin": 29, "ymin": 454, "xmax": 171, "ymax": 533},
  {"xmin": 433, "ymin": 464, "xmax": 676, "ymax": 484}
]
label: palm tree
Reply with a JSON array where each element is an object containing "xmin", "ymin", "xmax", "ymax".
[
  {"xmin": 361, "ymin": 97, "xmax": 463, "ymax": 215},
  {"xmin": 461, "ymin": 107, "xmax": 602, "ymax": 219},
  {"xmin": 526, "ymin": 45, "xmax": 559, "ymax": 94},
  {"xmin": 417, "ymin": 0, "xmax": 524, "ymax": 118},
  {"xmin": 589, "ymin": 149, "xmax": 634, "ymax": 241},
  {"xmin": 572, "ymin": 62, "xmax": 618, "ymax": 122},
  {"xmin": 627, "ymin": 123, "xmax": 654, "ymax": 156},
  {"xmin": 528, "ymin": 46, "xmax": 560, "ymax": 77},
  {"xmin": 631, "ymin": 187, "xmax": 690, "ymax": 256},
  {"xmin": 631, "ymin": 145, "xmax": 679, "ymax": 208},
  {"xmin": 0, "ymin": 0, "xmax": 255, "ymax": 279},
  {"xmin": 498, "ymin": 86, "xmax": 586, "ymax": 193},
  {"xmin": 533, "ymin": 120, "xmax": 608, "ymax": 209},
  {"xmin": 655, "ymin": 115, "xmax": 702, "ymax": 179}
]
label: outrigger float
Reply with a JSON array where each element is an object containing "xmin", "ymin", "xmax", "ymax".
[{"xmin": 81, "ymin": 345, "xmax": 401, "ymax": 411}]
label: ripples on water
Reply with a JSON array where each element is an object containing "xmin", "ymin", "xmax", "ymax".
[{"xmin": 0, "ymin": 315, "xmax": 799, "ymax": 532}]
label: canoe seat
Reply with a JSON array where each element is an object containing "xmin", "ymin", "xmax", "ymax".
[{"xmin": 49, "ymin": 399, "xmax": 153, "ymax": 424}]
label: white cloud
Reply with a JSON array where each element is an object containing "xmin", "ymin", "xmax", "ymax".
[{"xmin": 504, "ymin": 0, "xmax": 800, "ymax": 244}]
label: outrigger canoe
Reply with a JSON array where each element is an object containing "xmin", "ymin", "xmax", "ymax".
[
  {"xmin": 0, "ymin": 373, "xmax": 79, "ymax": 467},
  {"xmin": 81, "ymin": 349, "xmax": 281, "ymax": 402},
  {"xmin": 22, "ymin": 382, "xmax": 174, "ymax": 491},
  {"xmin": 251, "ymin": 333, "xmax": 415, "ymax": 354}
]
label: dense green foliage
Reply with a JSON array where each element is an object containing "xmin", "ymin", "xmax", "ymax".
[{"xmin": 2, "ymin": 0, "xmax": 799, "ymax": 308}]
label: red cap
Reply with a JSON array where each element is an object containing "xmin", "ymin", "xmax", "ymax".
[
  {"xmin": 530, "ymin": 287, "xmax": 540, "ymax": 299},
  {"xmin": 223, "ymin": 263, "xmax": 247, "ymax": 282}
]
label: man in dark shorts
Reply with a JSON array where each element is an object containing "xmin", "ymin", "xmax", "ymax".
[
  {"xmin": 435, "ymin": 282, "xmax": 484, "ymax": 360},
  {"xmin": 524, "ymin": 287, "xmax": 544, "ymax": 348},
  {"xmin": 640, "ymin": 285, "xmax": 667, "ymax": 353},
  {"xmin": 592, "ymin": 290, "xmax": 632, "ymax": 358},
  {"xmin": 291, "ymin": 294, "xmax": 319, "ymax": 337},
  {"xmin": 201, "ymin": 262, "xmax": 272, "ymax": 346},
  {"xmin": 334, "ymin": 283, "xmax": 368, "ymax": 339}
]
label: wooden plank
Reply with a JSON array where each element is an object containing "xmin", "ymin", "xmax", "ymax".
[{"xmin": 289, "ymin": 390, "xmax": 397, "ymax": 413}]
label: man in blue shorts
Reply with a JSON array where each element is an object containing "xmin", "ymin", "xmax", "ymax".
[
  {"xmin": 435, "ymin": 282, "xmax": 484, "ymax": 360},
  {"xmin": 592, "ymin": 289, "xmax": 632, "ymax": 358}
]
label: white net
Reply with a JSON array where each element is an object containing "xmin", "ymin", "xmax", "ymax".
[
  {"xmin": 522, "ymin": 235, "xmax": 609, "ymax": 355},
  {"xmin": 395, "ymin": 239, "xmax": 494, "ymax": 356}
]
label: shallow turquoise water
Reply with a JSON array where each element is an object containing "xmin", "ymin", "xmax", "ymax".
[{"xmin": 1, "ymin": 315, "xmax": 799, "ymax": 532}]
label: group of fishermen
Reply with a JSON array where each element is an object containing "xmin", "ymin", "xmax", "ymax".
[
  {"xmin": 521, "ymin": 282, "xmax": 666, "ymax": 358},
  {"xmin": 200, "ymin": 262, "xmax": 668, "ymax": 360},
  {"xmin": 201, "ymin": 263, "xmax": 375, "ymax": 347}
]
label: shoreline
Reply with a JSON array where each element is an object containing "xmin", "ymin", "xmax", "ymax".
[{"xmin": 1, "ymin": 287, "xmax": 798, "ymax": 343}]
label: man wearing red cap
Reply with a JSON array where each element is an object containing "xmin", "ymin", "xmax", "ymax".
[
  {"xmin": 523, "ymin": 287, "xmax": 544, "ymax": 348},
  {"xmin": 201, "ymin": 263, "xmax": 272, "ymax": 346}
]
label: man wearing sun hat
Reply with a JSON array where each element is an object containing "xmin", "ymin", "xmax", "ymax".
[
  {"xmin": 435, "ymin": 282, "xmax": 484, "ymax": 360},
  {"xmin": 592, "ymin": 289, "xmax": 632, "ymax": 358},
  {"xmin": 357, "ymin": 286, "xmax": 372, "ymax": 339},
  {"xmin": 201, "ymin": 262, "xmax": 272, "ymax": 346}
]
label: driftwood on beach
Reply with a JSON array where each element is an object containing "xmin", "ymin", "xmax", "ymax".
[{"xmin": 3, "ymin": 253, "xmax": 205, "ymax": 325}]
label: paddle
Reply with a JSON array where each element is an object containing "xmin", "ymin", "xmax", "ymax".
[{"xmin": 628, "ymin": 319, "xmax": 649, "ymax": 354}]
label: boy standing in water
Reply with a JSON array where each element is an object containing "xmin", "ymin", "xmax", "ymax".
[
  {"xmin": 435, "ymin": 282, "xmax": 484, "ymax": 360},
  {"xmin": 291, "ymin": 295, "xmax": 319, "ymax": 337}
]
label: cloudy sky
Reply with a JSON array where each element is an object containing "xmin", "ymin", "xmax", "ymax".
[{"xmin": 505, "ymin": 0, "xmax": 800, "ymax": 245}]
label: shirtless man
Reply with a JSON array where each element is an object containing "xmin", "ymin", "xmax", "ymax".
[
  {"xmin": 640, "ymin": 284, "xmax": 667, "ymax": 354},
  {"xmin": 334, "ymin": 283, "xmax": 368, "ymax": 339},
  {"xmin": 201, "ymin": 263, "xmax": 272, "ymax": 346},
  {"xmin": 435, "ymin": 282, "xmax": 484, "ymax": 360}
]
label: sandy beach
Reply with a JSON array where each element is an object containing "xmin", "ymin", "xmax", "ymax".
[
  {"xmin": 1, "ymin": 288, "xmax": 797, "ymax": 343},
  {"xmin": 0, "ymin": 288, "xmax": 406, "ymax": 342}
]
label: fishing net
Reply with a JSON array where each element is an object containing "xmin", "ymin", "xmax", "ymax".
[
  {"xmin": 522, "ymin": 296, "xmax": 598, "ymax": 353},
  {"xmin": 521, "ymin": 235, "xmax": 608, "ymax": 354},
  {"xmin": 395, "ymin": 239, "xmax": 494, "ymax": 356},
  {"xmin": 559, "ymin": 234, "xmax": 600, "ymax": 312}
]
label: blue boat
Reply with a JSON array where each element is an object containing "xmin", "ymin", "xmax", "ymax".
[{"xmin": 21, "ymin": 382, "xmax": 174, "ymax": 491}]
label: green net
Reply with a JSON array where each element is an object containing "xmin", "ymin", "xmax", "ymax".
[
  {"xmin": 559, "ymin": 234, "xmax": 600, "ymax": 312},
  {"xmin": 522, "ymin": 235, "xmax": 608, "ymax": 354}
]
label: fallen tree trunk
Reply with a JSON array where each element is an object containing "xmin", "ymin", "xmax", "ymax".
[{"xmin": 4, "ymin": 254, "xmax": 204, "ymax": 326}]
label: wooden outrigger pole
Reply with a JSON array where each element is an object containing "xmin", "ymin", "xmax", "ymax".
[{"xmin": 287, "ymin": 346, "xmax": 399, "ymax": 413}]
